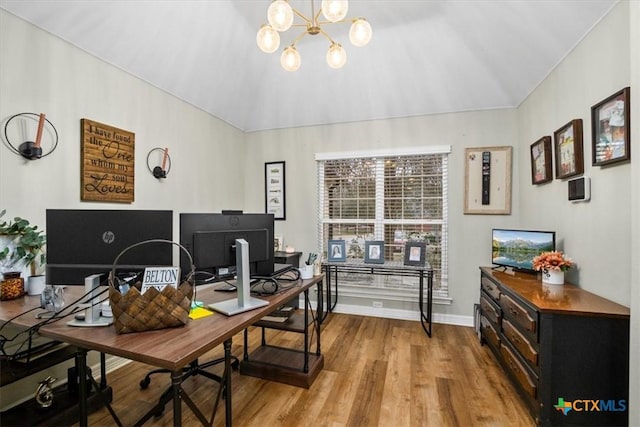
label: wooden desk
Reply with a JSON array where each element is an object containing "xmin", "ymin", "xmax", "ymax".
[{"xmin": 1, "ymin": 275, "xmax": 324, "ymax": 427}]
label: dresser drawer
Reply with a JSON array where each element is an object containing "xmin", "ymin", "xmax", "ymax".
[
  {"xmin": 500, "ymin": 293, "xmax": 537, "ymax": 337},
  {"xmin": 500, "ymin": 343, "xmax": 537, "ymax": 400},
  {"xmin": 481, "ymin": 276, "xmax": 501, "ymax": 301},
  {"xmin": 480, "ymin": 294, "xmax": 501, "ymax": 326},
  {"xmin": 502, "ymin": 319, "xmax": 538, "ymax": 368},
  {"xmin": 480, "ymin": 315, "xmax": 500, "ymax": 349}
]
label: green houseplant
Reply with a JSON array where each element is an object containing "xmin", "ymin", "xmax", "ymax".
[{"xmin": 0, "ymin": 209, "xmax": 46, "ymax": 276}]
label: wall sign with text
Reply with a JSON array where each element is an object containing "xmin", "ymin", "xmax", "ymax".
[{"xmin": 81, "ymin": 118, "xmax": 135, "ymax": 203}]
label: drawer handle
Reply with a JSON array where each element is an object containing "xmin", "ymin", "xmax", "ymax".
[
  {"xmin": 509, "ymin": 307, "xmax": 519, "ymax": 317},
  {"xmin": 510, "ymin": 334, "xmax": 521, "ymax": 344}
]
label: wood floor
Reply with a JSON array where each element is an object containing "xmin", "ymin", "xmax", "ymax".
[{"xmin": 78, "ymin": 313, "xmax": 535, "ymax": 427}]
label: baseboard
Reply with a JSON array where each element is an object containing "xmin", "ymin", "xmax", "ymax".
[
  {"xmin": 330, "ymin": 303, "xmax": 474, "ymax": 327},
  {"xmin": 101, "ymin": 355, "xmax": 131, "ymax": 374}
]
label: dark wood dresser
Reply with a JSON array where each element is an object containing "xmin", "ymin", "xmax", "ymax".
[{"xmin": 478, "ymin": 267, "xmax": 629, "ymax": 426}]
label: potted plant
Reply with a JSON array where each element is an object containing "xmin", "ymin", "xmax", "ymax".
[
  {"xmin": 532, "ymin": 250, "xmax": 573, "ymax": 285},
  {"xmin": 0, "ymin": 209, "xmax": 46, "ymax": 299}
]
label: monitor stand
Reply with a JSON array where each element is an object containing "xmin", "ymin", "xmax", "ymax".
[
  {"xmin": 208, "ymin": 239, "xmax": 268, "ymax": 316},
  {"xmin": 67, "ymin": 274, "xmax": 113, "ymax": 327}
]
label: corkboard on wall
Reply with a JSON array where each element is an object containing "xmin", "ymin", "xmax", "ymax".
[
  {"xmin": 81, "ymin": 119, "xmax": 135, "ymax": 203},
  {"xmin": 464, "ymin": 146, "xmax": 512, "ymax": 215}
]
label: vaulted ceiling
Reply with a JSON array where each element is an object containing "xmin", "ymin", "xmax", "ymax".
[{"xmin": 1, "ymin": 0, "xmax": 618, "ymax": 132}]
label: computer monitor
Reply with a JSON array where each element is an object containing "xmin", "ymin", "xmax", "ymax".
[
  {"xmin": 179, "ymin": 212, "xmax": 274, "ymax": 283},
  {"xmin": 207, "ymin": 239, "xmax": 269, "ymax": 316},
  {"xmin": 46, "ymin": 209, "xmax": 173, "ymax": 285}
]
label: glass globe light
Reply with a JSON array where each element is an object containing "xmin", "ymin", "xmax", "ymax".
[
  {"xmin": 349, "ymin": 18, "xmax": 372, "ymax": 47},
  {"xmin": 267, "ymin": 0, "xmax": 294, "ymax": 32},
  {"xmin": 281, "ymin": 46, "xmax": 301, "ymax": 72},
  {"xmin": 257, "ymin": 24, "xmax": 280, "ymax": 53},
  {"xmin": 326, "ymin": 43, "xmax": 347, "ymax": 69},
  {"xmin": 321, "ymin": 0, "xmax": 348, "ymax": 23}
]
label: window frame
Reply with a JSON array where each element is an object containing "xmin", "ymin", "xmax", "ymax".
[{"xmin": 316, "ymin": 146, "xmax": 451, "ymax": 303}]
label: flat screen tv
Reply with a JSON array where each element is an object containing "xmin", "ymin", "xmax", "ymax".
[
  {"xmin": 492, "ymin": 228, "xmax": 555, "ymax": 273},
  {"xmin": 46, "ymin": 209, "xmax": 173, "ymax": 285}
]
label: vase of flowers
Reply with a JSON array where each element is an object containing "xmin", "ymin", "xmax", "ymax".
[{"xmin": 532, "ymin": 251, "xmax": 573, "ymax": 285}]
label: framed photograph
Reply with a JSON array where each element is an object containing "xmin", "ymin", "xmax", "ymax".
[
  {"xmin": 404, "ymin": 242, "xmax": 426, "ymax": 266},
  {"xmin": 554, "ymin": 119, "xmax": 584, "ymax": 180},
  {"xmin": 265, "ymin": 161, "xmax": 286, "ymax": 220},
  {"xmin": 530, "ymin": 136, "xmax": 552, "ymax": 185},
  {"xmin": 464, "ymin": 146, "xmax": 512, "ymax": 215},
  {"xmin": 274, "ymin": 234, "xmax": 283, "ymax": 252},
  {"xmin": 364, "ymin": 241, "xmax": 385, "ymax": 264},
  {"xmin": 591, "ymin": 87, "xmax": 631, "ymax": 167},
  {"xmin": 327, "ymin": 240, "xmax": 346, "ymax": 262}
]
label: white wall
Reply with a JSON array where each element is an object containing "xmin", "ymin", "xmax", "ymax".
[
  {"xmin": 0, "ymin": 9, "xmax": 245, "ymax": 410},
  {"xmin": 0, "ymin": 10, "xmax": 246, "ymax": 239},
  {"xmin": 518, "ymin": 2, "xmax": 637, "ymax": 418},
  {"xmin": 517, "ymin": 2, "xmax": 631, "ymax": 306},
  {"xmin": 628, "ymin": 1, "xmax": 639, "ymax": 425}
]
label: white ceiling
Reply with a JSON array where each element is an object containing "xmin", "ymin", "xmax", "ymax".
[{"xmin": 1, "ymin": 0, "xmax": 617, "ymax": 132}]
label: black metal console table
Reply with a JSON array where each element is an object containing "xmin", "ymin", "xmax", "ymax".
[{"xmin": 321, "ymin": 260, "xmax": 433, "ymax": 337}]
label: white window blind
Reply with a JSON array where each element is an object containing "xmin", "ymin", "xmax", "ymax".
[{"xmin": 316, "ymin": 147, "xmax": 450, "ymax": 301}]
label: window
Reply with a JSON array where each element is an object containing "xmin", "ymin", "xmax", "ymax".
[{"xmin": 316, "ymin": 146, "xmax": 450, "ymax": 302}]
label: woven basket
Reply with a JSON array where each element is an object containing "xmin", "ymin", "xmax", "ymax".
[{"xmin": 108, "ymin": 239, "xmax": 194, "ymax": 334}]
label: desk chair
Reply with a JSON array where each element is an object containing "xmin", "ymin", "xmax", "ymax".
[{"xmin": 139, "ymin": 355, "xmax": 240, "ymax": 417}]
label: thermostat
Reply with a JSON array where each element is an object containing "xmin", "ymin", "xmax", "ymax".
[{"xmin": 568, "ymin": 176, "xmax": 590, "ymax": 202}]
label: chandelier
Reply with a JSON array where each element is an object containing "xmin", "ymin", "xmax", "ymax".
[{"xmin": 256, "ymin": 0, "xmax": 373, "ymax": 72}]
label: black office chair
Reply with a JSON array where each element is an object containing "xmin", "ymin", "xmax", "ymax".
[
  {"xmin": 139, "ymin": 356, "xmax": 239, "ymax": 390},
  {"xmin": 139, "ymin": 355, "xmax": 239, "ymax": 416}
]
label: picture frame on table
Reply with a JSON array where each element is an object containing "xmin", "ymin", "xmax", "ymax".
[
  {"xmin": 327, "ymin": 240, "xmax": 346, "ymax": 262},
  {"xmin": 364, "ymin": 241, "xmax": 385, "ymax": 264},
  {"xmin": 554, "ymin": 119, "xmax": 584, "ymax": 180},
  {"xmin": 530, "ymin": 136, "xmax": 552, "ymax": 185},
  {"xmin": 265, "ymin": 161, "xmax": 286, "ymax": 220},
  {"xmin": 404, "ymin": 242, "xmax": 426, "ymax": 266},
  {"xmin": 591, "ymin": 87, "xmax": 631, "ymax": 167},
  {"xmin": 274, "ymin": 234, "xmax": 284, "ymax": 252}
]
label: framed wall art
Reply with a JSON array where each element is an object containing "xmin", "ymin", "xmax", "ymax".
[
  {"xmin": 327, "ymin": 240, "xmax": 346, "ymax": 262},
  {"xmin": 404, "ymin": 242, "xmax": 426, "ymax": 266},
  {"xmin": 265, "ymin": 161, "xmax": 286, "ymax": 220},
  {"xmin": 554, "ymin": 119, "xmax": 584, "ymax": 180},
  {"xmin": 591, "ymin": 87, "xmax": 630, "ymax": 167},
  {"xmin": 80, "ymin": 118, "xmax": 135, "ymax": 203},
  {"xmin": 530, "ymin": 136, "xmax": 552, "ymax": 185},
  {"xmin": 464, "ymin": 146, "xmax": 512, "ymax": 215},
  {"xmin": 364, "ymin": 241, "xmax": 385, "ymax": 264}
]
